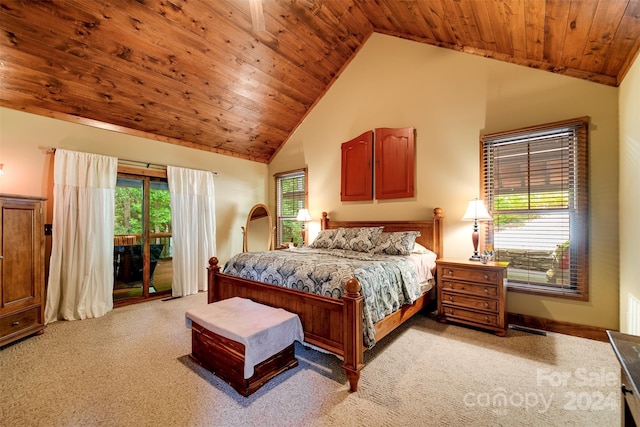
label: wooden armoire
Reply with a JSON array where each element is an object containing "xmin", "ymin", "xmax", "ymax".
[{"xmin": 0, "ymin": 194, "xmax": 46, "ymax": 347}]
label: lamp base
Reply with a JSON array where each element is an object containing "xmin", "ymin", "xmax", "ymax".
[{"xmin": 469, "ymin": 254, "xmax": 482, "ymax": 261}]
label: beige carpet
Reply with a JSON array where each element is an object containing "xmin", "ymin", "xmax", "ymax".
[{"xmin": 0, "ymin": 292, "xmax": 620, "ymax": 426}]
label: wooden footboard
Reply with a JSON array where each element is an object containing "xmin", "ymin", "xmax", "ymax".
[
  {"xmin": 207, "ymin": 207, "xmax": 444, "ymax": 392},
  {"xmin": 208, "ymin": 258, "xmax": 365, "ymax": 391}
]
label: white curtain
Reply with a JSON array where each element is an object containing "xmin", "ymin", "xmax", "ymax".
[
  {"xmin": 167, "ymin": 166, "xmax": 216, "ymax": 297},
  {"xmin": 45, "ymin": 149, "xmax": 118, "ymax": 324}
]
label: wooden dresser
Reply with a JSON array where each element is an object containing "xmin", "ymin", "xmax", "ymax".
[
  {"xmin": 437, "ymin": 258, "xmax": 509, "ymax": 336},
  {"xmin": 607, "ymin": 330, "xmax": 640, "ymax": 426},
  {"xmin": 0, "ymin": 194, "xmax": 46, "ymax": 347}
]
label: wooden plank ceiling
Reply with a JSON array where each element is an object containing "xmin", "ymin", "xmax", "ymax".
[{"xmin": 1, "ymin": 0, "xmax": 639, "ymax": 163}]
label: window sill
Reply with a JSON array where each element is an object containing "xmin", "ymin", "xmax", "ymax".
[{"xmin": 507, "ymin": 282, "xmax": 588, "ymax": 301}]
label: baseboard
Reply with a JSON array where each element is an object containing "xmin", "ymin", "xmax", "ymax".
[{"xmin": 507, "ymin": 312, "xmax": 613, "ymax": 342}]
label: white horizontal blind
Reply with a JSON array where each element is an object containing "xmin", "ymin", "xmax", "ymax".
[
  {"xmin": 275, "ymin": 169, "xmax": 306, "ymax": 247},
  {"xmin": 482, "ymin": 118, "xmax": 588, "ymax": 298}
]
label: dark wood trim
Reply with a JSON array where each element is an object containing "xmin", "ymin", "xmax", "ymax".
[
  {"xmin": 118, "ymin": 165, "xmax": 167, "ymax": 179},
  {"xmin": 507, "ymin": 312, "xmax": 613, "ymax": 342}
]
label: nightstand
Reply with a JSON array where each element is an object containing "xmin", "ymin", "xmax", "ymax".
[{"xmin": 436, "ymin": 258, "xmax": 509, "ymax": 336}]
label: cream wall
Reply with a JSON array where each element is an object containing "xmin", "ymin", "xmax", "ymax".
[
  {"xmin": 0, "ymin": 107, "xmax": 268, "ymax": 264},
  {"xmin": 619, "ymin": 53, "xmax": 640, "ymax": 334},
  {"xmin": 269, "ymin": 33, "xmax": 620, "ymax": 330}
]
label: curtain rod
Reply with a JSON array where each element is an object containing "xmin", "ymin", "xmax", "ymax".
[{"xmin": 49, "ymin": 147, "xmax": 218, "ymax": 175}]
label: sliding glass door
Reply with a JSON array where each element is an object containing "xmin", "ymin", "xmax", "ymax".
[{"xmin": 113, "ymin": 174, "xmax": 172, "ymax": 303}]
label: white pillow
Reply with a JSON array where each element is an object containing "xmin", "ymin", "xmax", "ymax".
[{"xmin": 412, "ymin": 242, "xmax": 431, "ymax": 254}]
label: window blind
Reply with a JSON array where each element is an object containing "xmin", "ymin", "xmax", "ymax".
[
  {"xmin": 275, "ymin": 169, "xmax": 307, "ymax": 246},
  {"xmin": 482, "ymin": 117, "xmax": 589, "ymax": 299}
]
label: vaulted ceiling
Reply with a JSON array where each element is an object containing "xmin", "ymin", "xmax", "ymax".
[{"xmin": 1, "ymin": 0, "xmax": 639, "ymax": 163}]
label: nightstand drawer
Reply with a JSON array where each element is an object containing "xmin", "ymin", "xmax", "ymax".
[
  {"xmin": 440, "ymin": 266, "xmax": 497, "ymax": 285},
  {"xmin": 441, "ymin": 292, "xmax": 498, "ymax": 312},
  {"xmin": 441, "ymin": 280, "xmax": 498, "ymax": 297},
  {"xmin": 440, "ymin": 306, "xmax": 498, "ymax": 326},
  {"xmin": 0, "ymin": 307, "xmax": 40, "ymax": 338}
]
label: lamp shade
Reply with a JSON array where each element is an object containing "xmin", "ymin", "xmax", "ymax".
[
  {"xmin": 296, "ymin": 208, "xmax": 311, "ymax": 222},
  {"xmin": 461, "ymin": 199, "xmax": 492, "ymax": 221}
]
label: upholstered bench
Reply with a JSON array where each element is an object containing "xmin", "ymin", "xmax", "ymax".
[{"xmin": 185, "ymin": 297, "xmax": 304, "ymax": 396}]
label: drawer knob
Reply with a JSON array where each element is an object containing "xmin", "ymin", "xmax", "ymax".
[
  {"xmin": 484, "ymin": 288, "xmax": 489, "ymax": 293},
  {"xmin": 449, "ymin": 296, "xmax": 454, "ymax": 302},
  {"xmin": 484, "ymin": 302, "xmax": 489, "ymax": 308},
  {"xmin": 484, "ymin": 274, "xmax": 489, "ymax": 280},
  {"xmin": 447, "ymin": 309, "xmax": 453, "ymax": 314},
  {"xmin": 11, "ymin": 321, "xmax": 20, "ymax": 326},
  {"xmin": 448, "ymin": 270, "xmax": 453, "ymax": 276},
  {"xmin": 485, "ymin": 316, "xmax": 489, "ymax": 321},
  {"xmin": 448, "ymin": 283, "xmax": 453, "ymax": 288},
  {"xmin": 622, "ymin": 384, "xmax": 634, "ymax": 395}
]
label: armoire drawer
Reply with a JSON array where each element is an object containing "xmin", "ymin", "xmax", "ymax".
[{"xmin": 0, "ymin": 306, "xmax": 41, "ymax": 338}]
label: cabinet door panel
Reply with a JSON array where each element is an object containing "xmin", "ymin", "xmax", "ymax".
[
  {"xmin": 1, "ymin": 198, "xmax": 42, "ymax": 309},
  {"xmin": 3, "ymin": 207, "xmax": 36, "ymax": 305},
  {"xmin": 375, "ymin": 127, "xmax": 415, "ymax": 199},
  {"xmin": 341, "ymin": 131, "xmax": 373, "ymax": 201}
]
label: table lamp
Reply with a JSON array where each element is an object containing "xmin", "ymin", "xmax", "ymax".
[
  {"xmin": 296, "ymin": 208, "xmax": 311, "ymax": 246},
  {"xmin": 462, "ymin": 199, "xmax": 492, "ymax": 261}
]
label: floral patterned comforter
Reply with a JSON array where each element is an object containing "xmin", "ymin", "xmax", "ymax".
[{"xmin": 222, "ymin": 247, "xmax": 423, "ymax": 348}]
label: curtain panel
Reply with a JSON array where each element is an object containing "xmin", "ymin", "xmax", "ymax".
[
  {"xmin": 167, "ymin": 166, "xmax": 216, "ymax": 297},
  {"xmin": 45, "ymin": 149, "xmax": 117, "ymax": 324}
]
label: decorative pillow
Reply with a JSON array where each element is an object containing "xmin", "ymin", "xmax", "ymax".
[
  {"xmin": 310, "ymin": 229, "xmax": 338, "ymax": 249},
  {"xmin": 373, "ymin": 231, "xmax": 421, "ymax": 255},
  {"xmin": 329, "ymin": 227, "xmax": 384, "ymax": 253}
]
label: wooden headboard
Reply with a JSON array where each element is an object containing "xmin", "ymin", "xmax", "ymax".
[{"xmin": 320, "ymin": 208, "xmax": 444, "ymax": 259}]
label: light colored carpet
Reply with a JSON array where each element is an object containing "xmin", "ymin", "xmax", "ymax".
[{"xmin": 0, "ymin": 292, "xmax": 620, "ymax": 426}]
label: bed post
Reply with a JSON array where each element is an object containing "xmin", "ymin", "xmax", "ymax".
[
  {"xmin": 342, "ymin": 277, "xmax": 364, "ymax": 392},
  {"xmin": 432, "ymin": 207, "xmax": 444, "ymax": 259},
  {"xmin": 321, "ymin": 211, "xmax": 329, "ymax": 230},
  {"xmin": 207, "ymin": 257, "xmax": 221, "ymax": 304}
]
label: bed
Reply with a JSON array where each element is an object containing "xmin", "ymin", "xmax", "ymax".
[{"xmin": 207, "ymin": 208, "xmax": 444, "ymax": 392}]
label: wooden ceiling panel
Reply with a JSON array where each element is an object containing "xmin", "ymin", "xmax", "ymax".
[
  {"xmin": 1, "ymin": 0, "xmax": 638, "ymax": 163},
  {"xmin": 559, "ymin": 1, "xmax": 598, "ymax": 70},
  {"xmin": 579, "ymin": 0, "xmax": 630, "ymax": 73},
  {"xmin": 523, "ymin": 0, "xmax": 546, "ymax": 62},
  {"xmin": 603, "ymin": 0, "xmax": 640, "ymax": 82}
]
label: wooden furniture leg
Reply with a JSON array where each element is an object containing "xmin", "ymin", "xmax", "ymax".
[{"xmin": 342, "ymin": 278, "xmax": 364, "ymax": 392}]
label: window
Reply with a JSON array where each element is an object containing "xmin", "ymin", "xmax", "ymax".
[
  {"xmin": 275, "ymin": 169, "xmax": 307, "ymax": 247},
  {"xmin": 481, "ymin": 117, "xmax": 589, "ymax": 300}
]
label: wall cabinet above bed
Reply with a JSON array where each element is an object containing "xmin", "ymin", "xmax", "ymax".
[
  {"xmin": 341, "ymin": 131, "xmax": 373, "ymax": 201},
  {"xmin": 340, "ymin": 127, "xmax": 415, "ymax": 201},
  {"xmin": 374, "ymin": 127, "xmax": 415, "ymax": 200}
]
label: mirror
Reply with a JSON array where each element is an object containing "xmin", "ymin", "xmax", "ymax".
[{"xmin": 242, "ymin": 204, "xmax": 274, "ymax": 252}]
